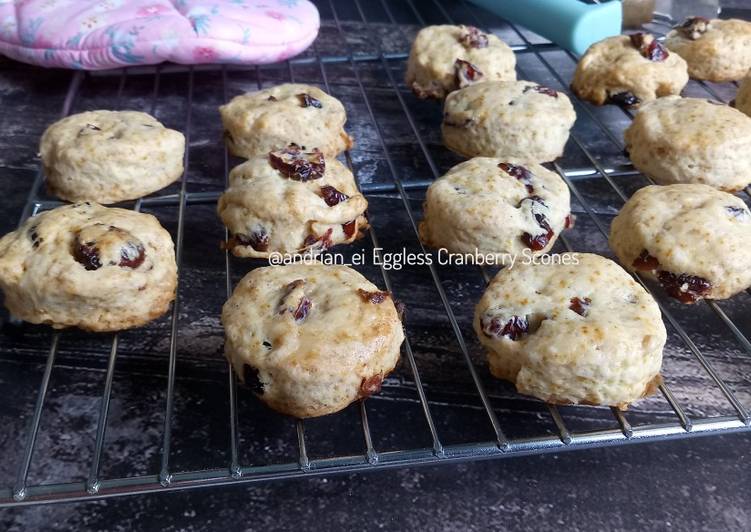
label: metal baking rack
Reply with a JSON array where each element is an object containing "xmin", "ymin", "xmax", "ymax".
[{"xmin": 1, "ymin": 0, "xmax": 750, "ymax": 507}]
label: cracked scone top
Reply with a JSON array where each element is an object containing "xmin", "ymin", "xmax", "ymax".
[
  {"xmin": 442, "ymin": 80, "xmax": 576, "ymax": 162},
  {"xmin": 40, "ymin": 110, "xmax": 185, "ymax": 204},
  {"xmin": 474, "ymin": 253, "xmax": 666, "ymax": 409},
  {"xmin": 222, "ymin": 264, "xmax": 404, "ymax": 418},
  {"xmin": 219, "ymin": 83, "xmax": 353, "ymax": 159},
  {"xmin": 218, "ymin": 145, "xmax": 368, "ymax": 258},
  {"xmin": 624, "ymin": 96, "xmax": 751, "ymax": 192},
  {"xmin": 609, "ymin": 184, "xmax": 751, "ymax": 303},
  {"xmin": 665, "ymin": 18, "xmax": 751, "ymax": 82},
  {"xmin": 405, "ymin": 24, "xmax": 516, "ymax": 99},
  {"xmin": 571, "ymin": 34, "xmax": 688, "ymax": 107},
  {"xmin": 0, "ymin": 202, "xmax": 177, "ymax": 331},
  {"xmin": 419, "ymin": 158, "xmax": 571, "ymax": 263}
]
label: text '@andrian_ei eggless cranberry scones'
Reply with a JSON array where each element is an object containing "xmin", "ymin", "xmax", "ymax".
[
  {"xmin": 474, "ymin": 253, "xmax": 666, "ymax": 409},
  {"xmin": 405, "ymin": 24, "xmax": 516, "ymax": 99},
  {"xmin": 0, "ymin": 202, "xmax": 177, "ymax": 331},
  {"xmin": 609, "ymin": 184, "xmax": 751, "ymax": 303},
  {"xmin": 442, "ymin": 80, "xmax": 576, "ymax": 162},
  {"xmin": 219, "ymin": 83, "xmax": 352, "ymax": 159},
  {"xmin": 222, "ymin": 263, "xmax": 404, "ymax": 418},
  {"xmin": 665, "ymin": 17, "xmax": 751, "ymax": 82},
  {"xmin": 218, "ymin": 144, "xmax": 368, "ymax": 258},
  {"xmin": 40, "ymin": 110, "xmax": 185, "ymax": 204},
  {"xmin": 571, "ymin": 33, "xmax": 688, "ymax": 107},
  {"xmin": 419, "ymin": 158, "xmax": 571, "ymax": 263},
  {"xmin": 624, "ymin": 96, "xmax": 751, "ymax": 192}
]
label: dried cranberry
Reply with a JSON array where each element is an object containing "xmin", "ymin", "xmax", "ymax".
[
  {"xmin": 455, "ymin": 59, "xmax": 483, "ymax": 88},
  {"xmin": 645, "ymin": 40, "xmax": 669, "ymax": 61},
  {"xmin": 243, "ymin": 365, "xmax": 264, "ymax": 395},
  {"xmin": 342, "ymin": 220, "xmax": 357, "ymax": 238},
  {"xmin": 303, "ymin": 228, "xmax": 333, "ymax": 251},
  {"xmin": 569, "ymin": 297, "xmax": 592, "ymax": 317},
  {"xmin": 269, "ymin": 144, "xmax": 325, "ymax": 182},
  {"xmin": 297, "ymin": 93, "xmax": 322, "ymax": 108},
  {"xmin": 519, "ymin": 196, "xmax": 554, "ymax": 251},
  {"xmin": 293, "ymin": 296, "xmax": 312, "ymax": 322},
  {"xmin": 459, "ymin": 26, "xmax": 488, "ymax": 49},
  {"xmin": 359, "ymin": 374, "xmax": 383, "ymax": 397},
  {"xmin": 657, "ymin": 271, "xmax": 712, "ymax": 304},
  {"xmin": 358, "ymin": 288, "xmax": 390, "ymax": 304},
  {"xmin": 234, "ymin": 228, "xmax": 269, "ymax": 252},
  {"xmin": 499, "ymin": 162, "xmax": 534, "ymax": 193},
  {"xmin": 74, "ymin": 241, "xmax": 102, "ymax": 271},
  {"xmin": 523, "ymin": 84, "xmax": 558, "ymax": 98},
  {"xmin": 481, "ymin": 314, "xmax": 529, "ymax": 341},
  {"xmin": 632, "ymin": 250, "xmax": 659, "ymax": 271},
  {"xmin": 726, "ymin": 205, "xmax": 749, "ymax": 219},
  {"xmin": 267, "ymin": 95, "xmax": 278, "ymax": 102},
  {"xmin": 28, "ymin": 224, "xmax": 41, "ymax": 249},
  {"xmin": 608, "ymin": 91, "xmax": 640, "ymax": 108},
  {"xmin": 119, "ymin": 242, "xmax": 145, "ymax": 269},
  {"xmin": 677, "ymin": 16, "xmax": 710, "ymax": 40},
  {"xmin": 320, "ymin": 185, "xmax": 349, "ymax": 206}
]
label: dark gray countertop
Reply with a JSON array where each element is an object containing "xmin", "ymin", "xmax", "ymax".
[{"xmin": 1, "ymin": 0, "xmax": 751, "ymax": 530}]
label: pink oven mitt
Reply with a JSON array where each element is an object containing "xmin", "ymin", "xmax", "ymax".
[{"xmin": 0, "ymin": 0, "xmax": 320, "ymax": 70}]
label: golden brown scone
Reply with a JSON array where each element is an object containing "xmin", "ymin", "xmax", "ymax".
[
  {"xmin": 665, "ymin": 18, "xmax": 751, "ymax": 82},
  {"xmin": 609, "ymin": 184, "xmax": 751, "ymax": 303},
  {"xmin": 40, "ymin": 110, "xmax": 185, "ymax": 204},
  {"xmin": 419, "ymin": 158, "xmax": 571, "ymax": 263},
  {"xmin": 218, "ymin": 144, "xmax": 368, "ymax": 258},
  {"xmin": 222, "ymin": 264, "xmax": 404, "ymax": 418},
  {"xmin": 442, "ymin": 80, "xmax": 576, "ymax": 162},
  {"xmin": 220, "ymin": 83, "xmax": 352, "ymax": 159},
  {"xmin": 624, "ymin": 96, "xmax": 751, "ymax": 192},
  {"xmin": 571, "ymin": 34, "xmax": 688, "ymax": 107},
  {"xmin": 0, "ymin": 202, "xmax": 176, "ymax": 331},
  {"xmin": 405, "ymin": 24, "xmax": 516, "ymax": 99},
  {"xmin": 474, "ymin": 253, "xmax": 665, "ymax": 409}
]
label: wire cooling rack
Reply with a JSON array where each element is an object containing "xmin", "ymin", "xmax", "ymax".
[{"xmin": 1, "ymin": 0, "xmax": 751, "ymax": 507}]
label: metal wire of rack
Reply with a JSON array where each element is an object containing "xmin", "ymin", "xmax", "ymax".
[{"xmin": 1, "ymin": 0, "xmax": 751, "ymax": 507}]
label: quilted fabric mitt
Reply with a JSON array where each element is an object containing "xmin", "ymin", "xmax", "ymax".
[{"xmin": 0, "ymin": 0, "xmax": 319, "ymax": 70}]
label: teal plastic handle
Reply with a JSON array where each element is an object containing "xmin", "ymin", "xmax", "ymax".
[{"xmin": 467, "ymin": 0, "xmax": 623, "ymax": 55}]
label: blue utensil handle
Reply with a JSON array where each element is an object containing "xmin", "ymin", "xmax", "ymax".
[{"xmin": 467, "ymin": 0, "xmax": 623, "ymax": 55}]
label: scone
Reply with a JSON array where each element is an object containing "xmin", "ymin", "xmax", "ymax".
[
  {"xmin": 571, "ymin": 33, "xmax": 688, "ymax": 107},
  {"xmin": 0, "ymin": 202, "xmax": 177, "ymax": 331},
  {"xmin": 405, "ymin": 24, "xmax": 516, "ymax": 99},
  {"xmin": 218, "ymin": 144, "xmax": 368, "ymax": 258},
  {"xmin": 474, "ymin": 253, "xmax": 665, "ymax": 409},
  {"xmin": 622, "ymin": 0, "xmax": 655, "ymax": 28},
  {"xmin": 419, "ymin": 158, "xmax": 571, "ymax": 263},
  {"xmin": 665, "ymin": 18, "xmax": 751, "ymax": 82},
  {"xmin": 222, "ymin": 263, "xmax": 404, "ymax": 418},
  {"xmin": 220, "ymin": 83, "xmax": 352, "ymax": 159},
  {"xmin": 624, "ymin": 96, "xmax": 751, "ymax": 192},
  {"xmin": 609, "ymin": 184, "xmax": 751, "ymax": 303},
  {"xmin": 734, "ymin": 73, "xmax": 751, "ymax": 118},
  {"xmin": 442, "ymin": 80, "xmax": 576, "ymax": 162},
  {"xmin": 40, "ymin": 110, "xmax": 185, "ymax": 204}
]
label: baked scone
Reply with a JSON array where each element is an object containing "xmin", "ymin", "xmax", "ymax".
[
  {"xmin": 419, "ymin": 158, "xmax": 571, "ymax": 263},
  {"xmin": 40, "ymin": 110, "xmax": 185, "ymax": 204},
  {"xmin": 609, "ymin": 184, "xmax": 751, "ymax": 303},
  {"xmin": 622, "ymin": 0, "xmax": 656, "ymax": 28},
  {"xmin": 218, "ymin": 144, "xmax": 368, "ymax": 258},
  {"xmin": 220, "ymin": 83, "xmax": 352, "ymax": 159},
  {"xmin": 734, "ymin": 73, "xmax": 751, "ymax": 118},
  {"xmin": 571, "ymin": 33, "xmax": 688, "ymax": 107},
  {"xmin": 665, "ymin": 17, "xmax": 751, "ymax": 82},
  {"xmin": 474, "ymin": 253, "xmax": 666, "ymax": 409},
  {"xmin": 0, "ymin": 202, "xmax": 177, "ymax": 331},
  {"xmin": 442, "ymin": 80, "xmax": 576, "ymax": 162},
  {"xmin": 624, "ymin": 96, "xmax": 751, "ymax": 192},
  {"xmin": 222, "ymin": 263, "xmax": 404, "ymax": 418},
  {"xmin": 405, "ymin": 24, "xmax": 516, "ymax": 100}
]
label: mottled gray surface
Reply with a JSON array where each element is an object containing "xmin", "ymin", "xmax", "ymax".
[{"xmin": 0, "ymin": 0, "xmax": 751, "ymax": 530}]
